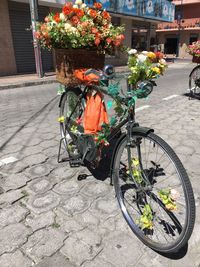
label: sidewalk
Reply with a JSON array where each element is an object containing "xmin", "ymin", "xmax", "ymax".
[
  {"xmin": 0, "ymin": 66, "xmax": 130, "ymax": 90},
  {"xmin": 0, "ymin": 60, "xmax": 192, "ymax": 90}
]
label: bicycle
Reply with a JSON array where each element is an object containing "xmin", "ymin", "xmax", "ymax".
[
  {"xmin": 58, "ymin": 66, "xmax": 195, "ymax": 253},
  {"xmin": 189, "ymin": 62, "xmax": 200, "ymax": 99}
]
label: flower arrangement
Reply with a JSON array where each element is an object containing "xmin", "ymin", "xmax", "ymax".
[
  {"xmin": 127, "ymin": 49, "xmax": 168, "ymax": 86},
  {"xmin": 186, "ymin": 40, "xmax": 200, "ymax": 57},
  {"xmin": 35, "ymin": 0, "xmax": 124, "ymax": 54}
]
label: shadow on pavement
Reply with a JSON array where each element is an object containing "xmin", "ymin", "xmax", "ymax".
[{"xmin": 0, "ymin": 95, "xmax": 58, "ymax": 152}]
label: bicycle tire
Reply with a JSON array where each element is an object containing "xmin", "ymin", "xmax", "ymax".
[
  {"xmin": 189, "ymin": 65, "xmax": 200, "ymax": 98},
  {"xmin": 59, "ymin": 87, "xmax": 85, "ymax": 159},
  {"xmin": 112, "ymin": 131, "xmax": 195, "ymax": 253}
]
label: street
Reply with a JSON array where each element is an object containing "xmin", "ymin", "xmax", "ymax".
[{"xmin": 0, "ymin": 61, "xmax": 200, "ymax": 267}]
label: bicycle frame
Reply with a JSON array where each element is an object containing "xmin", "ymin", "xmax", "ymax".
[{"xmin": 60, "ymin": 83, "xmax": 154, "ymax": 187}]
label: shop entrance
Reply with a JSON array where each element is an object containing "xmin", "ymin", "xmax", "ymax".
[
  {"xmin": 132, "ymin": 26, "xmax": 149, "ymax": 51},
  {"xmin": 165, "ymin": 38, "xmax": 178, "ymax": 55}
]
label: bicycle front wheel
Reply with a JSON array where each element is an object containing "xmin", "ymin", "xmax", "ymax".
[
  {"xmin": 59, "ymin": 87, "xmax": 85, "ymax": 159},
  {"xmin": 112, "ymin": 132, "xmax": 195, "ymax": 253},
  {"xmin": 189, "ymin": 65, "xmax": 200, "ymax": 98}
]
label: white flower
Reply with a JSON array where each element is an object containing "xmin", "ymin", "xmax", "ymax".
[
  {"xmin": 81, "ymin": 3, "xmax": 86, "ymax": 8},
  {"xmin": 137, "ymin": 54, "xmax": 147, "ymax": 63},
  {"xmin": 64, "ymin": 23, "xmax": 72, "ymax": 31},
  {"xmin": 59, "ymin": 13, "xmax": 65, "ymax": 20},
  {"xmin": 128, "ymin": 49, "xmax": 137, "ymax": 55},
  {"xmin": 75, "ymin": 0, "xmax": 82, "ymax": 5},
  {"xmin": 159, "ymin": 58, "xmax": 167, "ymax": 65},
  {"xmin": 141, "ymin": 51, "xmax": 148, "ymax": 55},
  {"xmin": 71, "ymin": 27, "xmax": 78, "ymax": 33},
  {"xmin": 73, "ymin": 4, "xmax": 78, "ymax": 8}
]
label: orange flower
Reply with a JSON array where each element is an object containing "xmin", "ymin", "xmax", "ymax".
[
  {"xmin": 53, "ymin": 13, "xmax": 61, "ymax": 23},
  {"xmin": 116, "ymin": 34, "xmax": 125, "ymax": 41},
  {"xmin": 44, "ymin": 16, "xmax": 50, "ymax": 23},
  {"xmin": 94, "ymin": 3, "xmax": 102, "ymax": 9},
  {"xmin": 35, "ymin": 31, "xmax": 41, "ymax": 39},
  {"xmin": 88, "ymin": 9, "xmax": 97, "ymax": 18},
  {"xmin": 71, "ymin": 16, "xmax": 80, "ymax": 25},
  {"xmin": 102, "ymin": 11, "xmax": 111, "ymax": 20},
  {"xmin": 106, "ymin": 37, "xmax": 112, "ymax": 44},
  {"xmin": 114, "ymin": 40, "xmax": 121, "ymax": 47},
  {"xmin": 95, "ymin": 38, "xmax": 100, "ymax": 46},
  {"xmin": 81, "ymin": 21, "xmax": 89, "ymax": 28},
  {"xmin": 62, "ymin": 3, "xmax": 73, "ymax": 15},
  {"xmin": 74, "ymin": 8, "xmax": 84, "ymax": 18},
  {"xmin": 92, "ymin": 27, "xmax": 98, "ymax": 34}
]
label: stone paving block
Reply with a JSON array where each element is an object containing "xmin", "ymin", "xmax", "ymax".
[
  {"xmin": 34, "ymin": 252, "xmax": 76, "ymax": 267},
  {"xmin": 23, "ymin": 154, "xmax": 48, "ymax": 166},
  {"xmin": 0, "ymin": 250, "xmax": 33, "ymax": 267},
  {"xmin": 26, "ymin": 164, "xmax": 53, "ymax": 179},
  {"xmin": 74, "ymin": 210, "xmax": 100, "ymax": 229},
  {"xmin": 53, "ymin": 179, "xmax": 81, "ymax": 196},
  {"xmin": 80, "ymin": 180, "xmax": 112, "ymax": 198},
  {"xmin": 60, "ymin": 194, "xmax": 90, "ymax": 216},
  {"xmin": 0, "ymin": 189, "xmax": 25, "ymax": 206},
  {"xmin": 24, "ymin": 191, "xmax": 60, "ymax": 214},
  {"xmin": 89, "ymin": 195, "xmax": 119, "ymax": 219},
  {"xmin": 22, "ymin": 228, "xmax": 67, "ymax": 263},
  {"xmin": 60, "ymin": 228, "xmax": 102, "ymax": 266},
  {"xmin": 1, "ymin": 173, "xmax": 31, "ymax": 192},
  {"xmin": 82, "ymin": 258, "xmax": 116, "ymax": 267},
  {"xmin": 100, "ymin": 231, "xmax": 145, "ymax": 267},
  {"xmin": 50, "ymin": 166, "xmax": 78, "ymax": 180},
  {"xmin": 27, "ymin": 177, "xmax": 54, "ymax": 195},
  {"xmin": 0, "ymin": 223, "xmax": 32, "ymax": 254},
  {"xmin": 0, "ymin": 204, "xmax": 29, "ymax": 229},
  {"xmin": 25, "ymin": 211, "xmax": 55, "ymax": 231}
]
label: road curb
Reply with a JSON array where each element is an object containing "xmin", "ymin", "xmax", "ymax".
[{"xmin": 0, "ymin": 78, "xmax": 58, "ymax": 90}]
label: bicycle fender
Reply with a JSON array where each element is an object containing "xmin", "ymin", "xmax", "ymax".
[{"xmin": 131, "ymin": 126, "xmax": 154, "ymax": 136}]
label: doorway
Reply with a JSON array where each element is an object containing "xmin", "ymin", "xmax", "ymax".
[{"xmin": 165, "ymin": 37, "xmax": 178, "ymax": 55}]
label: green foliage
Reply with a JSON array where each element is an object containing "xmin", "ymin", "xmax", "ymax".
[
  {"xmin": 137, "ymin": 204, "xmax": 153, "ymax": 230},
  {"xmin": 159, "ymin": 189, "xmax": 177, "ymax": 211}
]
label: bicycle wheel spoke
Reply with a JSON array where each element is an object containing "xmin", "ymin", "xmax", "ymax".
[{"xmin": 113, "ymin": 132, "xmax": 195, "ymax": 252}]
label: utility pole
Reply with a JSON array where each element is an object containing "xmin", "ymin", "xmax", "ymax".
[
  {"xmin": 177, "ymin": 0, "xmax": 183, "ymax": 57},
  {"xmin": 29, "ymin": 0, "xmax": 44, "ymax": 78}
]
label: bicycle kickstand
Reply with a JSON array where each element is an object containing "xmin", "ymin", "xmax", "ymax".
[{"xmin": 57, "ymin": 137, "xmax": 70, "ymax": 163}]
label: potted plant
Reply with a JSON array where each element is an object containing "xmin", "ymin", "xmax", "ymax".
[
  {"xmin": 186, "ymin": 40, "xmax": 200, "ymax": 63},
  {"xmin": 35, "ymin": 0, "xmax": 125, "ymax": 85}
]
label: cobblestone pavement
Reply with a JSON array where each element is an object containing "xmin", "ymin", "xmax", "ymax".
[{"xmin": 0, "ymin": 62, "xmax": 200, "ymax": 267}]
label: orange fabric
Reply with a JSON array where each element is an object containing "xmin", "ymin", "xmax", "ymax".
[
  {"xmin": 83, "ymin": 92, "xmax": 108, "ymax": 134},
  {"xmin": 74, "ymin": 68, "xmax": 100, "ymax": 84}
]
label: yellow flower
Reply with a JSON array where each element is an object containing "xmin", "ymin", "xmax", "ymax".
[
  {"xmin": 147, "ymin": 52, "xmax": 156, "ymax": 60},
  {"xmin": 151, "ymin": 67, "xmax": 161, "ymax": 74},
  {"xmin": 58, "ymin": 116, "xmax": 65, "ymax": 123}
]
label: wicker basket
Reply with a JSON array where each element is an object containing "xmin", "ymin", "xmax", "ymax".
[
  {"xmin": 54, "ymin": 49, "xmax": 105, "ymax": 86},
  {"xmin": 192, "ymin": 55, "xmax": 200, "ymax": 63}
]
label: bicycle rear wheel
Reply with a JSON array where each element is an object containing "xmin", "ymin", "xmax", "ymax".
[
  {"xmin": 59, "ymin": 87, "xmax": 85, "ymax": 159},
  {"xmin": 112, "ymin": 131, "xmax": 195, "ymax": 253},
  {"xmin": 189, "ymin": 65, "xmax": 200, "ymax": 98}
]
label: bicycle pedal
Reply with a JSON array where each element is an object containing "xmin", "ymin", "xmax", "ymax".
[
  {"xmin": 69, "ymin": 159, "xmax": 82, "ymax": 167},
  {"xmin": 77, "ymin": 174, "xmax": 88, "ymax": 181}
]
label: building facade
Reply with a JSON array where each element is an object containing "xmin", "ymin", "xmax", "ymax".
[
  {"xmin": 156, "ymin": 0, "xmax": 200, "ymax": 58},
  {"xmin": 0, "ymin": 0, "xmax": 174, "ymax": 76}
]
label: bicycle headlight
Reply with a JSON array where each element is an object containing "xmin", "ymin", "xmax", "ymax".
[
  {"xmin": 136, "ymin": 81, "xmax": 154, "ymax": 98},
  {"xmin": 103, "ymin": 65, "xmax": 115, "ymax": 79}
]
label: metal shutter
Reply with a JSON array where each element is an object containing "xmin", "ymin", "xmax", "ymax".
[{"xmin": 8, "ymin": 1, "xmax": 53, "ymax": 74}]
